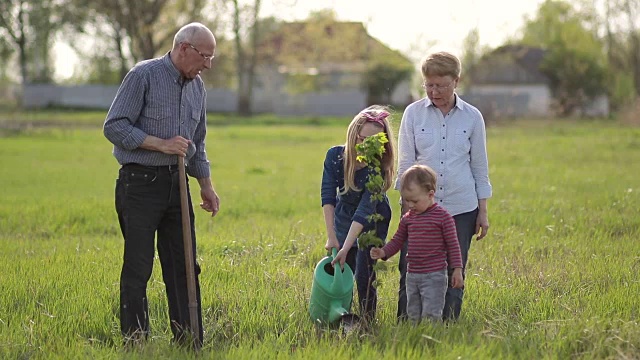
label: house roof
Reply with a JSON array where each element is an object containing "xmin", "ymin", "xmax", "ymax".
[
  {"xmin": 468, "ymin": 44, "xmax": 549, "ymax": 85},
  {"xmin": 257, "ymin": 20, "xmax": 412, "ymax": 74}
]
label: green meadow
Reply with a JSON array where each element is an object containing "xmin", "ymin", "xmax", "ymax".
[{"xmin": 1, "ymin": 114, "xmax": 639, "ymax": 359}]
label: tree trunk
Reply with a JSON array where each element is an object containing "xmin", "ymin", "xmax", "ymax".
[
  {"xmin": 624, "ymin": 0, "xmax": 640, "ymax": 95},
  {"xmin": 631, "ymin": 32, "xmax": 640, "ymax": 95},
  {"xmin": 247, "ymin": 0, "xmax": 261, "ymax": 112},
  {"xmin": 141, "ymin": 32, "xmax": 156, "ymax": 60},
  {"xmin": 231, "ymin": 0, "xmax": 250, "ymax": 115},
  {"xmin": 244, "ymin": 0, "xmax": 262, "ymax": 116},
  {"xmin": 18, "ymin": 5, "xmax": 28, "ymax": 86},
  {"xmin": 114, "ymin": 25, "xmax": 129, "ymax": 81}
]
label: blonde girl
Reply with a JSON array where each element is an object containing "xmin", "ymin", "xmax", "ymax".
[{"xmin": 320, "ymin": 105, "xmax": 396, "ymax": 320}]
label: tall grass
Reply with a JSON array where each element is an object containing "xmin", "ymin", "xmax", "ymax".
[{"xmin": 0, "ymin": 118, "xmax": 638, "ymax": 359}]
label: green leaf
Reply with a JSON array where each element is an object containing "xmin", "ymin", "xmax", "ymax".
[{"xmin": 354, "ymin": 132, "xmax": 389, "ymax": 250}]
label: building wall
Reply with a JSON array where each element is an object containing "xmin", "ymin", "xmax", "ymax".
[
  {"xmin": 463, "ymin": 84, "xmax": 552, "ymax": 119},
  {"xmin": 464, "ymin": 85, "xmax": 610, "ymax": 119},
  {"xmin": 580, "ymin": 95, "xmax": 610, "ymax": 118},
  {"xmin": 21, "ymin": 84, "xmax": 366, "ymax": 117},
  {"xmin": 390, "ymin": 79, "xmax": 412, "ymax": 106},
  {"xmin": 272, "ymin": 90, "xmax": 366, "ymax": 116},
  {"xmin": 22, "ymin": 83, "xmax": 608, "ymax": 119},
  {"xmin": 255, "ymin": 65, "xmax": 411, "ymax": 109},
  {"xmin": 22, "ymin": 84, "xmax": 119, "ymax": 109}
]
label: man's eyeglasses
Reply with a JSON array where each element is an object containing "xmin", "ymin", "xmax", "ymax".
[
  {"xmin": 422, "ymin": 82, "xmax": 453, "ymax": 92},
  {"xmin": 186, "ymin": 43, "xmax": 215, "ymax": 61}
]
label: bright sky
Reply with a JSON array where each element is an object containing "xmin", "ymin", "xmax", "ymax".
[
  {"xmin": 54, "ymin": 0, "xmax": 546, "ymax": 79},
  {"xmin": 265, "ymin": 0, "xmax": 546, "ymax": 55}
]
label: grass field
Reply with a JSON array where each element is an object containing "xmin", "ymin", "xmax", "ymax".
[{"xmin": 0, "ymin": 113, "xmax": 639, "ymax": 359}]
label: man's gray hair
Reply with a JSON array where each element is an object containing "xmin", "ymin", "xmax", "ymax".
[{"xmin": 173, "ymin": 22, "xmax": 212, "ymax": 48}]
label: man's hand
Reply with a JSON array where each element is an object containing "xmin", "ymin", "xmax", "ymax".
[
  {"xmin": 163, "ymin": 136, "xmax": 191, "ymax": 157},
  {"xmin": 140, "ymin": 135, "xmax": 190, "ymax": 156},
  {"xmin": 200, "ymin": 187, "xmax": 220, "ymax": 217},
  {"xmin": 196, "ymin": 177, "xmax": 219, "ymax": 217},
  {"xmin": 140, "ymin": 135, "xmax": 190, "ymax": 157}
]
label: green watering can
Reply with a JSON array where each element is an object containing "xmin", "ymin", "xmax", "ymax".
[{"xmin": 308, "ymin": 248, "xmax": 358, "ymax": 326}]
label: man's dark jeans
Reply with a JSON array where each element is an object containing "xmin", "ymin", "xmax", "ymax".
[
  {"xmin": 397, "ymin": 208, "xmax": 478, "ymax": 322},
  {"xmin": 115, "ymin": 163, "xmax": 203, "ymax": 345}
]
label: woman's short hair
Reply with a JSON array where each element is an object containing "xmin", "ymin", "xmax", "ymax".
[{"xmin": 421, "ymin": 51, "xmax": 461, "ymax": 79}]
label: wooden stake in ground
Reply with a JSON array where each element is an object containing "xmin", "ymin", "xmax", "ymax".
[{"xmin": 178, "ymin": 156, "xmax": 201, "ymax": 351}]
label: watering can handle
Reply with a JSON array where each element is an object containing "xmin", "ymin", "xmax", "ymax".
[{"xmin": 331, "ymin": 248, "xmax": 343, "ymax": 290}]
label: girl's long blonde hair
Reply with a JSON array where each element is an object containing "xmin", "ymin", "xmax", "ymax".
[{"xmin": 342, "ymin": 105, "xmax": 397, "ymax": 194}]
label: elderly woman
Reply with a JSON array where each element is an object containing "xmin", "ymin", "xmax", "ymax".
[{"xmin": 395, "ymin": 51, "xmax": 492, "ymax": 321}]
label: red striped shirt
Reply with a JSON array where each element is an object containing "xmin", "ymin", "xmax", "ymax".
[{"xmin": 382, "ymin": 204, "xmax": 462, "ymax": 273}]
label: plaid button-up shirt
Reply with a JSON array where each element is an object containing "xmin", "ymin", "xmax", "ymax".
[{"xmin": 104, "ymin": 53, "xmax": 210, "ymax": 179}]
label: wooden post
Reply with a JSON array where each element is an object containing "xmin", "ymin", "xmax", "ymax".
[{"xmin": 178, "ymin": 156, "xmax": 201, "ymax": 350}]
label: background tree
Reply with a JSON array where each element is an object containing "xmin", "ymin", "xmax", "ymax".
[
  {"xmin": 226, "ymin": 0, "xmax": 298, "ymax": 116},
  {"xmin": 460, "ymin": 27, "xmax": 490, "ymax": 92},
  {"xmin": 92, "ymin": 0, "xmax": 171, "ymax": 61},
  {"xmin": 398, "ymin": 34, "xmax": 436, "ymax": 98},
  {"xmin": 229, "ymin": 0, "xmax": 263, "ymax": 116},
  {"xmin": 364, "ymin": 57, "xmax": 413, "ymax": 107},
  {"xmin": 521, "ymin": 0, "xmax": 608, "ymax": 115},
  {"xmin": 69, "ymin": 0, "xmax": 217, "ymax": 83},
  {"xmin": 619, "ymin": 0, "xmax": 640, "ymax": 96},
  {"xmin": 62, "ymin": 9, "xmax": 136, "ymax": 84},
  {"xmin": 0, "ymin": 37, "xmax": 14, "ymax": 83},
  {"xmin": 192, "ymin": 1, "xmax": 235, "ymax": 89},
  {"xmin": 0, "ymin": 0, "xmax": 77, "ymax": 86},
  {"xmin": 596, "ymin": 0, "xmax": 640, "ymax": 109}
]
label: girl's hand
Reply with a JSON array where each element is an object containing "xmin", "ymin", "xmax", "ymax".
[
  {"xmin": 451, "ymin": 268, "xmax": 464, "ymax": 289},
  {"xmin": 324, "ymin": 237, "xmax": 339, "ymax": 252},
  {"xmin": 331, "ymin": 248, "xmax": 348, "ymax": 268},
  {"xmin": 370, "ymin": 247, "xmax": 386, "ymax": 260}
]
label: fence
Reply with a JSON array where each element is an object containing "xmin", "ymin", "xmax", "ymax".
[{"xmin": 21, "ymin": 84, "xmax": 367, "ymax": 117}]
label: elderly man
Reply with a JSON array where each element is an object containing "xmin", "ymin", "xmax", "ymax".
[{"xmin": 104, "ymin": 22, "xmax": 219, "ymax": 347}]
